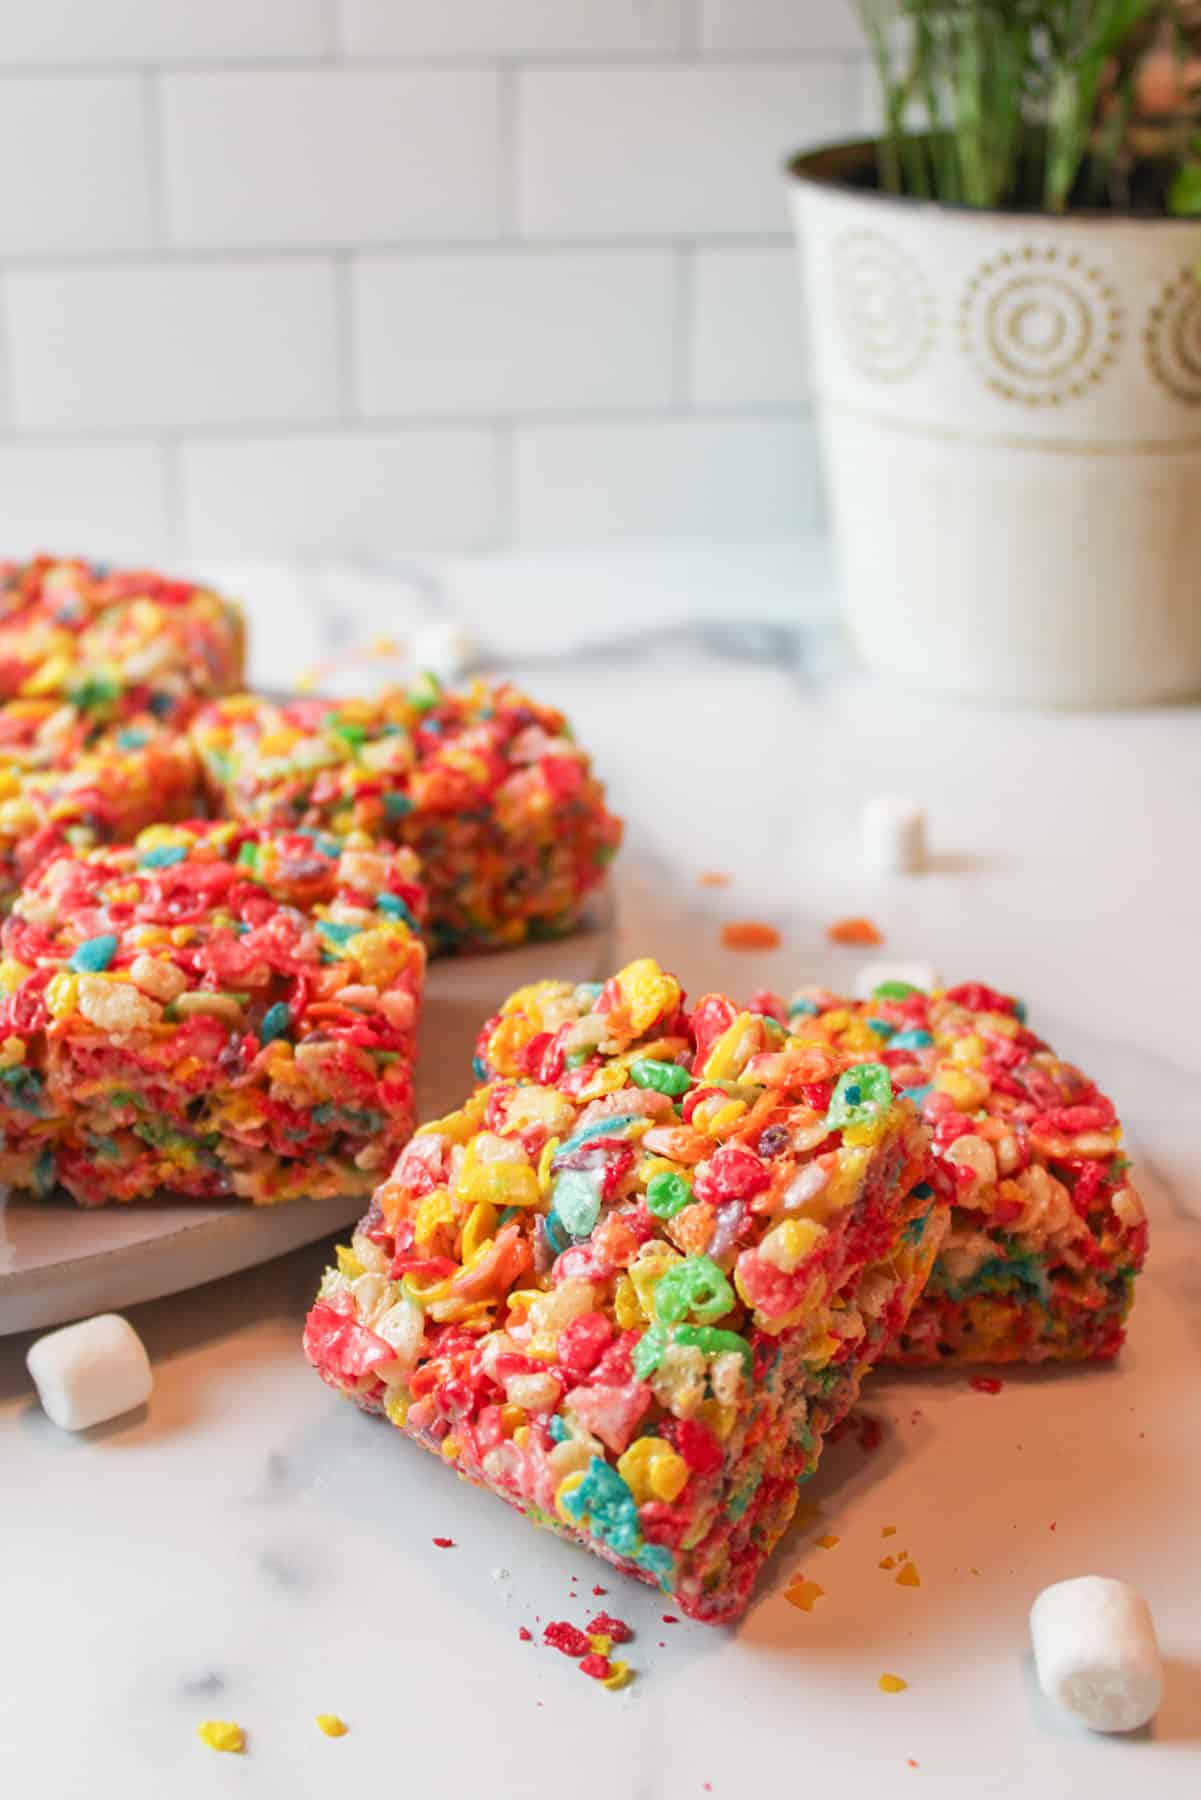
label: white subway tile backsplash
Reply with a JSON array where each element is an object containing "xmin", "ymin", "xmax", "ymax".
[
  {"xmin": 0, "ymin": 77, "xmax": 151, "ymax": 255},
  {"xmin": 0, "ymin": 443, "xmax": 167, "ymax": 558},
  {"xmin": 180, "ymin": 430, "xmax": 500, "ymax": 555},
  {"xmin": 518, "ymin": 63, "xmax": 852, "ymax": 238},
  {"xmin": 5, "ymin": 262, "xmax": 339, "ymax": 430},
  {"xmin": 697, "ymin": 0, "xmax": 863, "ymax": 52},
  {"xmin": 0, "ymin": 0, "xmax": 327, "ymax": 64},
  {"xmin": 162, "ymin": 69, "xmax": 501, "ymax": 249},
  {"xmin": 690, "ymin": 246, "xmax": 809, "ymax": 407},
  {"xmin": 354, "ymin": 250, "xmax": 675, "ymax": 416},
  {"xmin": 514, "ymin": 416, "xmax": 818, "ymax": 543},
  {"xmin": 339, "ymin": 0, "xmax": 682, "ymax": 57}
]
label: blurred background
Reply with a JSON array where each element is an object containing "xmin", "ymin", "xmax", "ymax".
[{"xmin": 0, "ymin": 0, "xmax": 867, "ymax": 562}]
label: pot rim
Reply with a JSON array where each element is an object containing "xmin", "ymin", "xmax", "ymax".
[{"xmin": 787, "ymin": 136, "xmax": 1201, "ymax": 229}]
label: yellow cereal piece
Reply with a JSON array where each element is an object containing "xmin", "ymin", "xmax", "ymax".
[
  {"xmin": 878, "ymin": 1674, "xmax": 908, "ymax": 1694},
  {"xmin": 589, "ymin": 1634, "xmax": 613, "ymax": 1656},
  {"xmin": 617, "ymin": 1436, "xmax": 690, "ymax": 1505},
  {"xmin": 816, "ymin": 1534, "xmax": 841, "ymax": 1550},
  {"xmin": 627, "ymin": 1247, "xmax": 681, "ymax": 1319},
  {"xmin": 602, "ymin": 1660, "xmax": 632, "ymax": 1690},
  {"xmin": 784, "ymin": 1579, "xmax": 824, "ymax": 1614},
  {"xmin": 460, "ymin": 1200, "xmax": 498, "ymax": 1262},
  {"xmin": 315, "ymin": 1714, "xmax": 348, "ymax": 1737},
  {"xmin": 537, "ymin": 1136, "xmax": 560, "ymax": 1197},
  {"xmin": 0, "ymin": 958, "xmax": 30, "ymax": 995},
  {"xmin": 335, "ymin": 1243, "xmax": 364, "ymax": 1279},
  {"xmin": 615, "ymin": 957, "xmax": 681, "ymax": 1036},
  {"xmin": 196, "ymin": 1720, "xmax": 245, "ymax": 1754},
  {"xmin": 896, "ymin": 1562, "xmax": 921, "ymax": 1588},
  {"xmin": 383, "ymin": 1388, "xmax": 409, "ymax": 1429},
  {"xmin": 0, "ymin": 1034, "xmax": 24, "ymax": 1069},
  {"xmin": 413, "ymin": 1187, "xmax": 456, "ymax": 1250},
  {"xmin": 441, "ymin": 1435, "xmax": 460, "ymax": 1461},
  {"xmin": 554, "ymin": 1469, "xmax": 587, "ymax": 1525},
  {"xmin": 701, "ymin": 1013, "xmax": 758, "ymax": 1082},
  {"xmin": 416, "ymin": 1094, "xmax": 488, "ymax": 1145},
  {"xmin": 499, "ymin": 1403, "xmax": 526, "ymax": 1437},
  {"xmin": 949, "ymin": 1033, "xmax": 987, "ymax": 1066},
  {"xmin": 45, "ymin": 971, "xmax": 79, "ymax": 1018},
  {"xmin": 934, "ymin": 1065, "xmax": 989, "ymax": 1111},
  {"xmin": 613, "ymin": 1275, "xmax": 642, "ymax": 1331},
  {"xmin": 707, "ymin": 1099, "xmax": 747, "ymax": 1135},
  {"xmin": 456, "ymin": 1160, "xmax": 541, "ymax": 1211}
]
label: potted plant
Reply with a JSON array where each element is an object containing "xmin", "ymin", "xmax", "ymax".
[{"xmin": 789, "ymin": 2, "xmax": 1201, "ymax": 706}]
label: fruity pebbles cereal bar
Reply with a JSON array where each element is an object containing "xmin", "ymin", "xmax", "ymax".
[
  {"xmin": 304, "ymin": 958, "xmax": 945, "ymax": 1622},
  {"xmin": 784, "ymin": 979, "xmax": 1146, "ymax": 1364},
  {"xmin": 0, "ymin": 821, "xmax": 425, "ymax": 1206},
  {"xmin": 0, "ymin": 555, "xmax": 244, "ymax": 729},
  {"xmin": 192, "ymin": 678, "xmax": 621, "ymax": 954}
]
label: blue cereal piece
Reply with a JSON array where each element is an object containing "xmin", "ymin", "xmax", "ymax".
[
  {"xmin": 260, "ymin": 1002, "xmax": 292, "ymax": 1045},
  {"xmin": 139, "ymin": 845, "xmax": 188, "ymax": 869},
  {"xmin": 69, "ymin": 934, "xmax": 118, "ymax": 973}
]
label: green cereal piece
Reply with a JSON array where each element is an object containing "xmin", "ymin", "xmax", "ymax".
[
  {"xmin": 629, "ymin": 1058, "xmax": 692, "ymax": 1098},
  {"xmin": 646, "ymin": 1170, "xmax": 692, "ymax": 1220},
  {"xmin": 825, "ymin": 1061, "xmax": 894, "ymax": 1130},
  {"xmin": 675, "ymin": 1325, "xmax": 753, "ymax": 1374},
  {"xmin": 552, "ymin": 1170, "xmax": 601, "ymax": 1238},
  {"xmin": 632, "ymin": 1321, "xmax": 670, "ymax": 1379},
  {"xmin": 873, "ymin": 980, "xmax": 918, "ymax": 999},
  {"xmin": 653, "ymin": 1255, "xmax": 735, "ymax": 1326}
]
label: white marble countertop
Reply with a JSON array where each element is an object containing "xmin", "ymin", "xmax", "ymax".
[{"xmin": 3, "ymin": 543, "xmax": 1200, "ymax": 1797}]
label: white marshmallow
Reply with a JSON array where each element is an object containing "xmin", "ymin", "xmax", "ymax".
[
  {"xmin": 854, "ymin": 960, "xmax": 942, "ymax": 1000},
  {"xmin": 410, "ymin": 619, "xmax": 478, "ymax": 684},
  {"xmin": 861, "ymin": 795, "xmax": 927, "ymax": 875},
  {"xmin": 26, "ymin": 1313, "xmax": 153, "ymax": 1431},
  {"xmin": 1030, "ymin": 1576, "xmax": 1163, "ymax": 1733}
]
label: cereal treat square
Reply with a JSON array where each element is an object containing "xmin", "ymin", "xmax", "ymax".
[
  {"xmin": 303, "ymin": 958, "xmax": 943, "ymax": 1623},
  {"xmin": 0, "ymin": 556, "xmax": 245, "ymax": 729},
  {"xmin": 0, "ymin": 822, "xmax": 425, "ymax": 1206},
  {"xmin": 192, "ymin": 678, "xmax": 622, "ymax": 954},
  {"xmin": 785, "ymin": 979, "xmax": 1147, "ymax": 1364}
]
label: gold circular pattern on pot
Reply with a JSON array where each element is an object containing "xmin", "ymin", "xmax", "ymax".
[
  {"xmin": 1144, "ymin": 268, "xmax": 1201, "ymax": 404},
  {"xmin": 830, "ymin": 230, "xmax": 935, "ymax": 382},
  {"xmin": 958, "ymin": 246, "xmax": 1123, "ymax": 406}
]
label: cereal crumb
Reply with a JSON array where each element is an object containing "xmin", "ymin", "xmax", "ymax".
[
  {"xmin": 879, "ymin": 1556, "xmax": 897, "ymax": 1570},
  {"xmin": 518, "ymin": 1627, "xmax": 533, "ymax": 1642},
  {"xmin": 784, "ymin": 1578, "xmax": 824, "ymax": 1613},
  {"xmin": 879, "ymin": 1674, "xmax": 908, "ymax": 1693},
  {"xmin": 896, "ymin": 1562, "xmax": 921, "ymax": 1588},
  {"xmin": 699, "ymin": 871, "xmax": 731, "ymax": 887},
  {"xmin": 196, "ymin": 1721, "xmax": 245, "ymax": 1754},
  {"xmin": 315, "ymin": 1715, "xmax": 347, "ymax": 1738},
  {"xmin": 586, "ymin": 1612, "xmax": 632, "ymax": 1644},
  {"xmin": 827, "ymin": 916, "xmax": 884, "ymax": 946},
  {"xmin": 431, "ymin": 1536, "xmax": 455, "ymax": 1548},
  {"xmin": 544, "ymin": 1620, "xmax": 591, "ymax": 1658},
  {"xmin": 721, "ymin": 920, "xmax": 781, "ymax": 951},
  {"xmin": 602, "ymin": 1659, "xmax": 632, "ymax": 1690},
  {"xmin": 816, "ymin": 1534, "xmax": 841, "ymax": 1551},
  {"xmin": 881, "ymin": 1525, "xmax": 897, "ymax": 1537},
  {"xmin": 970, "ymin": 1376, "xmax": 1003, "ymax": 1395}
]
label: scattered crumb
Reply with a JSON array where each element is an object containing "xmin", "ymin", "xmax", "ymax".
[
  {"xmin": 591, "ymin": 1585, "xmax": 607, "ymax": 1596},
  {"xmin": 784, "ymin": 1579, "xmax": 825, "ymax": 1613},
  {"xmin": 518, "ymin": 1627, "xmax": 533, "ymax": 1642},
  {"xmin": 586, "ymin": 1612, "xmax": 632, "ymax": 1644},
  {"xmin": 1049, "ymin": 1522, "xmax": 1057, "ymax": 1532},
  {"xmin": 699, "ymin": 871, "xmax": 731, "ymax": 887},
  {"xmin": 896, "ymin": 1563, "xmax": 921, "ymax": 1589},
  {"xmin": 662, "ymin": 1614, "xmax": 680, "ymax": 1624},
  {"xmin": 879, "ymin": 1556, "xmax": 897, "ymax": 1570},
  {"xmin": 579, "ymin": 1653, "xmax": 611, "ymax": 1681},
  {"xmin": 969, "ymin": 1567, "xmax": 981, "ymax": 1577},
  {"xmin": 857, "ymin": 1415, "xmax": 883, "ymax": 1452},
  {"xmin": 827, "ymin": 916, "xmax": 884, "ymax": 946},
  {"xmin": 431, "ymin": 1537, "xmax": 455, "ymax": 1548},
  {"xmin": 491, "ymin": 1566, "xmax": 510, "ymax": 1581},
  {"xmin": 196, "ymin": 1721, "xmax": 245, "ymax": 1755},
  {"xmin": 315, "ymin": 1715, "xmax": 347, "ymax": 1738},
  {"xmin": 878, "ymin": 1674, "xmax": 908, "ymax": 1694},
  {"xmin": 970, "ymin": 1376, "xmax": 1003, "ymax": 1396},
  {"xmin": 721, "ymin": 920, "xmax": 781, "ymax": 951},
  {"xmin": 907, "ymin": 1759, "xmax": 920, "ymax": 1770},
  {"xmin": 544, "ymin": 1621, "xmax": 592, "ymax": 1658},
  {"xmin": 881, "ymin": 1526, "xmax": 897, "ymax": 1537},
  {"xmin": 816, "ymin": 1534, "xmax": 841, "ymax": 1551}
]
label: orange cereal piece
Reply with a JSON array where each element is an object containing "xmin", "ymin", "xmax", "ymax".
[
  {"xmin": 721, "ymin": 920, "xmax": 781, "ymax": 951},
  {"xmin": 816, "ymin": 1534, "xmax": 841, "ymax": 1550},
  {"xmin": 879, "ymin": 1674, "xmax": 908, "ymax": 1693},
  {"xmin": 881, "ymin": 1526, "xmax": 897, "ymax": 1537},
  {"xmin": 896, "ymin": 1562, "xmax": 921, "ymax": 1588},
  {"xmin": 827, "ymin": 916, "xmax": 884, "ymax": 947},
  {"xmin": 879, "ymin": 1556, "xmax": 897, "ymax": 1570},
  {"xmin": 699, "ymin": 870, "xmax": 731, "ymax": 887},
  {"xmin": 784, "ymin": 1578, "xmax": 824, "ymax": 1613}
]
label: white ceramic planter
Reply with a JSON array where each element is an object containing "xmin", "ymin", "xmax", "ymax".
[{"xmin": 790, "ymin": 141, "xmax": 1201, "ymax": 707}]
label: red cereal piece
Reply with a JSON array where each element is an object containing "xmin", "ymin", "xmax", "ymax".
[
  {"xmin": 662, "ymin": 1614, "xmax": 680, "ymax": 1624},
  {"xmin": 586, "ymin": 1613, "xmax": 633, "ymax": 1645},
  {"xmin": 720, "ymin": 920, "xmax": 781, "ymax": 951},
  {"xmin": 518, "ymin": 1627, "xmax": 533, "ymax": 1642},
  {"xmin": 432, "ymin": 1537, "xmax": 455, "ymax": 1548},
  {"xmin": 579, "ymin": 1653, "xmax": 611, "ymax": 1681},
  {"xmin": 591, "ymin": 1585, "xmax": 607, "ymax": 1597},
  {"xmin": 543, "ymin": 1621, "xmax": 591, "ymax": 1658},
  {"xmin": 970, "ymin": 1376, "xmax": 1004, "ymax": 1395},
  {"xmin": 826, "ymin": 916, "xmax": 884, "ymax": 946}
]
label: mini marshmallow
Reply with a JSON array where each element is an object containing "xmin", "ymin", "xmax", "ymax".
[
  {"xmin": 854, "ymin": 960, "xmax": 942, "ymax": 1000},
  {"xmin": 1030, "ymin": 1576, "xmax": 1163, "ymax": 1734},
  {"xmin": 27, "ymin": 1312, "xmax": 153, "ymax": 1431},
  {"xmin": 410, "ymin": 619, "xmax": 479, "ymax": 684},
  {"xmin": 861, "ymin": 795, "xmax": 927, "ymax": 875}
]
